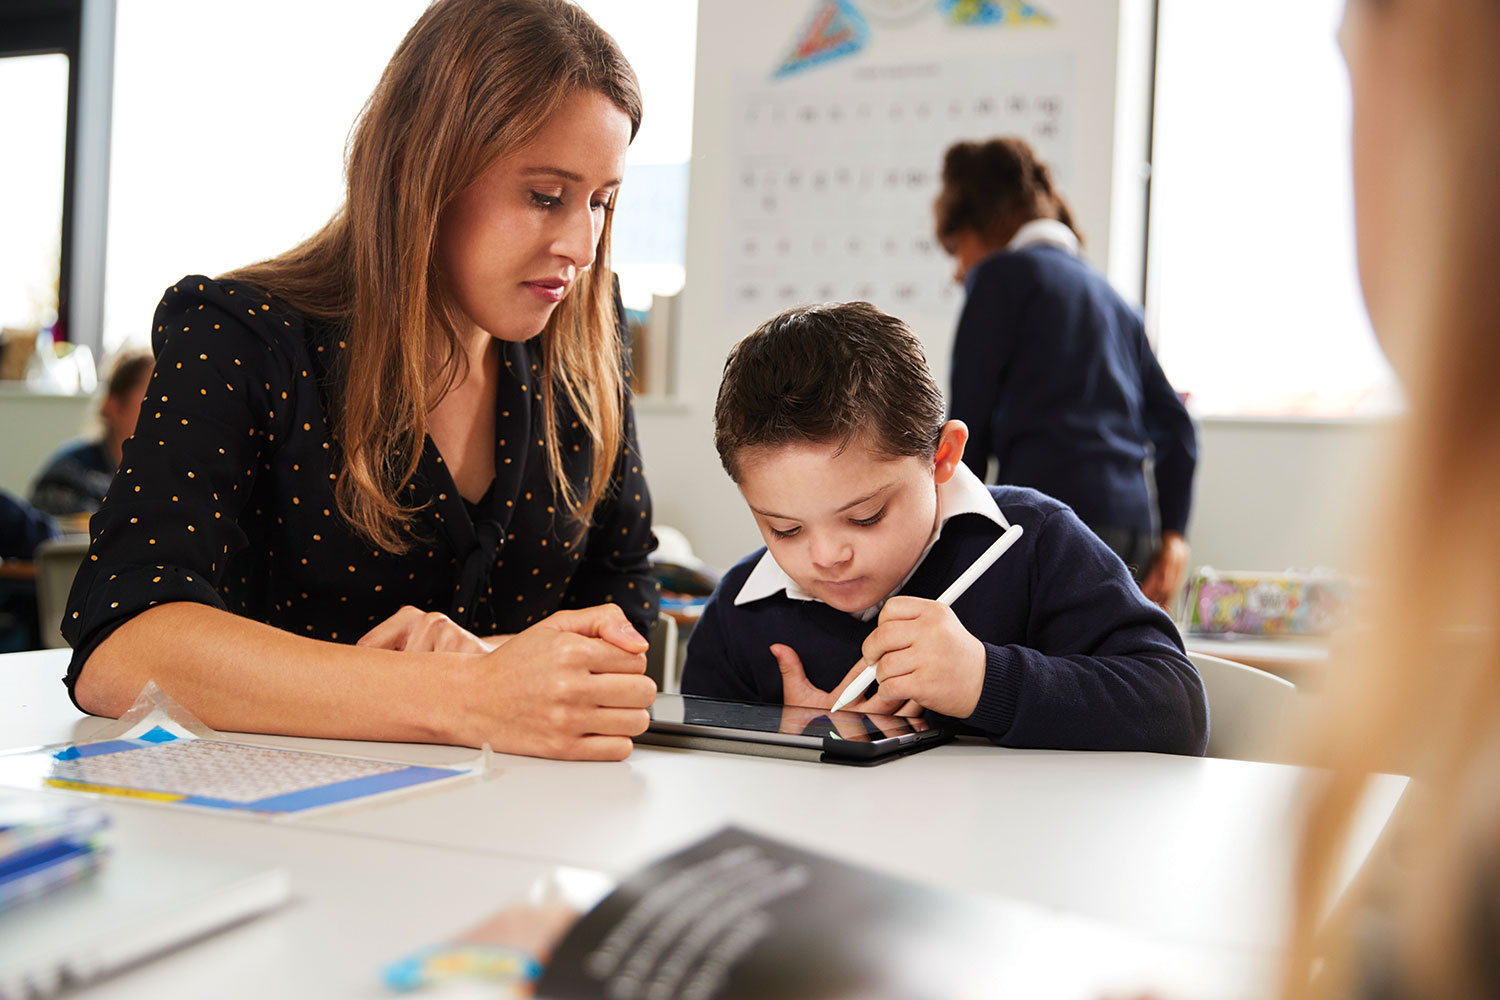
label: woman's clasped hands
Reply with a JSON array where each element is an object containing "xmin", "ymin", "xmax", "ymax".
[{"xmin": 360, "ymin": 603, "xmax": 656, "ymax": 761}]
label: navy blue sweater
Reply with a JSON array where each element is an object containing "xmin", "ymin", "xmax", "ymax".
[
  {"xmin": 683, "ymin": 487, "xmax": 1208, "ymax": 755},
  {"xmin": 1, "ymin": 489, "xmax": 58, "ymax": 560},
  {"xmin": 30, "ymin": 439, "xmax": 114, "ymax": 518},
  {"xmin": 949, "ymin": 245, "xmax": 1197, "ymax": 537}
]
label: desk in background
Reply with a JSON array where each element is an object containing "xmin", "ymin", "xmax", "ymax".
[
  {"xmin": 1184, "ymin": 634, "xmax": 1331, "ymax": 686},
  {"xmin": 3, "ymin": 648, "xmax": 1405, "ymax": 998}
]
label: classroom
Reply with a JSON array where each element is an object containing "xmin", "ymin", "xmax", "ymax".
[{"xmin": 2, "ymin": 0, "xmax": 1495, "ymax": 997}]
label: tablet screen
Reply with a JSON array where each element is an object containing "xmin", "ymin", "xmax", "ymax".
[{"xmin": 650, "ymin": 694, "xmax": 935, "ymax": 745}]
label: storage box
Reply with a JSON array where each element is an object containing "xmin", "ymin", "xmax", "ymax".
[{"xmin": 1184, "ymin": 568, "xmax": 1349, "ymax": 636}]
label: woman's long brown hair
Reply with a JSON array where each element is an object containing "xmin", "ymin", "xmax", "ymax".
[
  {"xmin": 1284, "ymin": 1, "xmax": 1500, "ymax": 997},
  {"xmin": 224, "ymin": 0, "xmax": 641, "ymax": 551}
]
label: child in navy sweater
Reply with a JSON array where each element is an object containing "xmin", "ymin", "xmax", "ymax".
[{"xmin": 681, "ymin": 302, "xmax": 1208, "ymax": 754}]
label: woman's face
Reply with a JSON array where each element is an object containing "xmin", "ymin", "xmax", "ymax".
[
  {"xmin": 439, "ymin": 89, "xmax": 632, "ymax": 345},
  {"xmin": 101, "ymin": 367, "xmax": 152, "ymax": 442},
  {"xmin": 939, "ymin": 227, "xmax": 997, "ymax": 286}
]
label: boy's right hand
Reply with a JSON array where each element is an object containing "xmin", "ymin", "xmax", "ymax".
[
  {"xmin": 461, "ymin": 605, "xmax": 657, "ymax": 761},
  {"xmin": 858, "ymin": 597, "xmax": 986, "ymax": 719},
  {"xmin": 770, "ymin": 643, "xmax": 921, "ymax": 717}
]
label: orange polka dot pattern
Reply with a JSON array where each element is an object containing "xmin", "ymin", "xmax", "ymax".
[{"xmin": 61, "ymin": 276, "xmax": 660, "ymax": 694}]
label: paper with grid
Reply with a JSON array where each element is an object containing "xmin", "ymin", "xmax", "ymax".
[
  {"xmin": 47, "ymin": 740, "xmax": 410, "ymax": 803},
  {"xmin": 0, "ymin": 734, "xmax": 471, "ymax": 816}
]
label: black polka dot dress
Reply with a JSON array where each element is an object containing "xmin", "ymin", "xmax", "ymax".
[{"xmin": 61, "ymin": 275, "xmax": 660, "ymax": 701}]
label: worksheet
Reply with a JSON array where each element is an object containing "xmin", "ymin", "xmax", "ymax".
[{"xmin": 0, "ymin": 727, "xmax": 473, "ymax": 817}]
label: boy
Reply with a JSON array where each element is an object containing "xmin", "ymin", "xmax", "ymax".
[{"xmin": 682, "ymin": 303, "xmax": 1208, "ymax": 755}]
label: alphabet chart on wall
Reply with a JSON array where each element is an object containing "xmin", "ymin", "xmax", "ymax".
[{"xmin": 723, "ymin": 52, "xmax": 1074, "ymax": 318}]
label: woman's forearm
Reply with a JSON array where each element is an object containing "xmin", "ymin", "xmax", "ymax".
[{"xmin": 74, "ymin": 602, "xmax": 474, "ymax": 744}]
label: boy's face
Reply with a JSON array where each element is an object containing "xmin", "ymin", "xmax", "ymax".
[{"xmin": 734, "ymin": 424, "xmax": 967, "ymax": 615}]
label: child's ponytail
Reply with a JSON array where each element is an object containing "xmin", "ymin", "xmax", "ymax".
[{"xmin": 1028, "ymin": 156, "xmax": 1084, "ymax": 247}]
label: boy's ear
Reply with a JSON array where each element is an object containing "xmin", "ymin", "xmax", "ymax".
[{"xmin": 932, "ymin": 420, "xmax": 969, "ymax": 485}]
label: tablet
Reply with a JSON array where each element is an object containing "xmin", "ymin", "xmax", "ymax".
[{"xmin": 636, "ymin": 694, "xmax": 951, "ymax": 766}]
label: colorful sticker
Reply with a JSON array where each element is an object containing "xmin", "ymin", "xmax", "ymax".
[
  {"xmin": 939, "ymin": 0, "xmax": 1055, "ymax": 27},
  {"xmin": 383, "ymin": 943, "xmax": 541, "ymax": 994},
  {"xmin": 1187, "ymin": 572, "xmax": 1350, "ymax": 636},
  {"xmin": 775, "ymin": 0, "xmax": 870, "ymax": 78}
]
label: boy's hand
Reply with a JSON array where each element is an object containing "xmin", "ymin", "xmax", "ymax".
[
  {"xmin": 860, "ymin": 596, "xmax": 986, "ymax": 719},
  {"xmin": 770, "ymin": 643, "xmax": 921, "ymax": 717}
]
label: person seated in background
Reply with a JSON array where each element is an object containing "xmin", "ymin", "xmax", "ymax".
[
  {"xmin": 0, "ymin": 488, "xmax": 59, "ymax": 651},
  {"xmin": 29, "ymin": 348, "xmax": 154, "ymax": 520},
  {"xmin": 682, "ymin": 302, "xmax": 1207, "ymax": 755},
  {"xmin": 934, "ymin": 137, "xmax": 1197, "ymax": 609}
]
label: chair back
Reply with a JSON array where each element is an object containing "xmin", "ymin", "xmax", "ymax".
[
  {"xmin": 1188, "ymin": 651, "xmax": 1301, "ymax": 763},
  {"xmin": 33, "ymin": 536, "xmax": 89, "ymax": 650},
  {"xmin": 646, "ymin": 613, "xmax": 681, "ymax": 694}
]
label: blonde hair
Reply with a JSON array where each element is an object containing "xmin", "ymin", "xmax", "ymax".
[
  {"xmin": 1285, "ymin": 1, "xmax": 1500, "ymax": 997},
  {"xmin": 224, "ymin": 0, "xmax": 641, "ymax": 551}
]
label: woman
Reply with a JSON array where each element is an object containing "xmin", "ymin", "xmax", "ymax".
[
  {"xmin": 63, "ymin": 0, "xmax": 660, "ymax": 762},
  {"xmin": 1286, "ymin": 0, "xmax": 1500, "ymax": 996},
  {"xmin": 934, "ymin": 138, "xmax": 1197, "ymax": 607},
  {"xmin": 30, "ymin": 348, "xmax": 153, "ymax": 520}
]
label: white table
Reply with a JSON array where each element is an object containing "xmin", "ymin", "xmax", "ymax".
[
  {"xmin": 4, "ymin": 793, "xmax": 565, "ymax": 1000},
  {"xmin": 2, "ymin": 649, "xmax": 1407, "ymax": 996}
]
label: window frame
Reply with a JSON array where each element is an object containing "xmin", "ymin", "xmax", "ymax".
[{"xmin": 1, "ymin": 0, "xmax": 83, "ymax": 343}]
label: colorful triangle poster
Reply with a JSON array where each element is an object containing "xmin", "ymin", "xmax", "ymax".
[
  {"xmin": 774, "ymin": 0, "xmax": 871, "ymax": 77},
  {"xmin": 940, "ymin": 0, "xmax": 1055, "ymax": 26}
]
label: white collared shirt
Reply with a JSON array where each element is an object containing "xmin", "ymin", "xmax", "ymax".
[
  {"xmin": 733, "ymin": 461, "xmax": 1011, "ymax": 621},
  {"xmin": 1005, "ymin": 218, "xmax": 1080, "ymax": 257}
]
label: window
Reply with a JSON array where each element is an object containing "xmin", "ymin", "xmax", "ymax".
[
  {"xmin": 103, "ymin": 0, "xmax": 695, "ymax": 352},
  {"xmin": 0, "ymin": 53, "xmax": 69, "ymax": 338},
  {"xmin": 0, "ymin": 0, "xmax": 83, "ymax": 357},
  {"xmin": 1147, "ymin": 0, "xmax": 1400, "ymax": 417},
  {"xmin": 582, "ymin": 0, "xmax": 696, "ymax": 313}
]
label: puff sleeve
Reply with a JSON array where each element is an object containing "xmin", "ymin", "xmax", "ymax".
[{"xmin": 61, "ymin": 277, "xmax": 296, "ymax": 696}]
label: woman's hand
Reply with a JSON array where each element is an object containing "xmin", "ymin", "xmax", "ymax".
[
  {"xmin": 358, "ymin": 606, "xmax": 495, "ymax": 654},
  {"xmin": 1139, "ymin": 531, "xmax": 1191, "ymax": 611},
  {"xmin": 460, "ymin": 604, "xmax": 656, "ymax": 761},
  {"xmin": 858, "ymin": 597, "xmax": 986, "ymax": 719}
]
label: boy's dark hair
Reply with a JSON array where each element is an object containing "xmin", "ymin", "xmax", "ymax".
[{"xmin": 714, "ymin": 302, "xmax": 944, "ymax": 482}]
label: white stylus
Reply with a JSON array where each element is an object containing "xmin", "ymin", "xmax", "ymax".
[{"xmin": 828, "ymin": 522, "xmax": 1026, "ymax": 713}]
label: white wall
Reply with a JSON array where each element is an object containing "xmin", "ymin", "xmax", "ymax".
[
  {"xmin": 1187, "ymin": 418, "xmax": 1390, "ymax": 573},
  {"xmin": 0, "ymin": 390, "xmax": 96, "ymax": 498},
  {"xmin": 644, "ymin": 395, "xmax": 1391, "ymax": 581}
]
